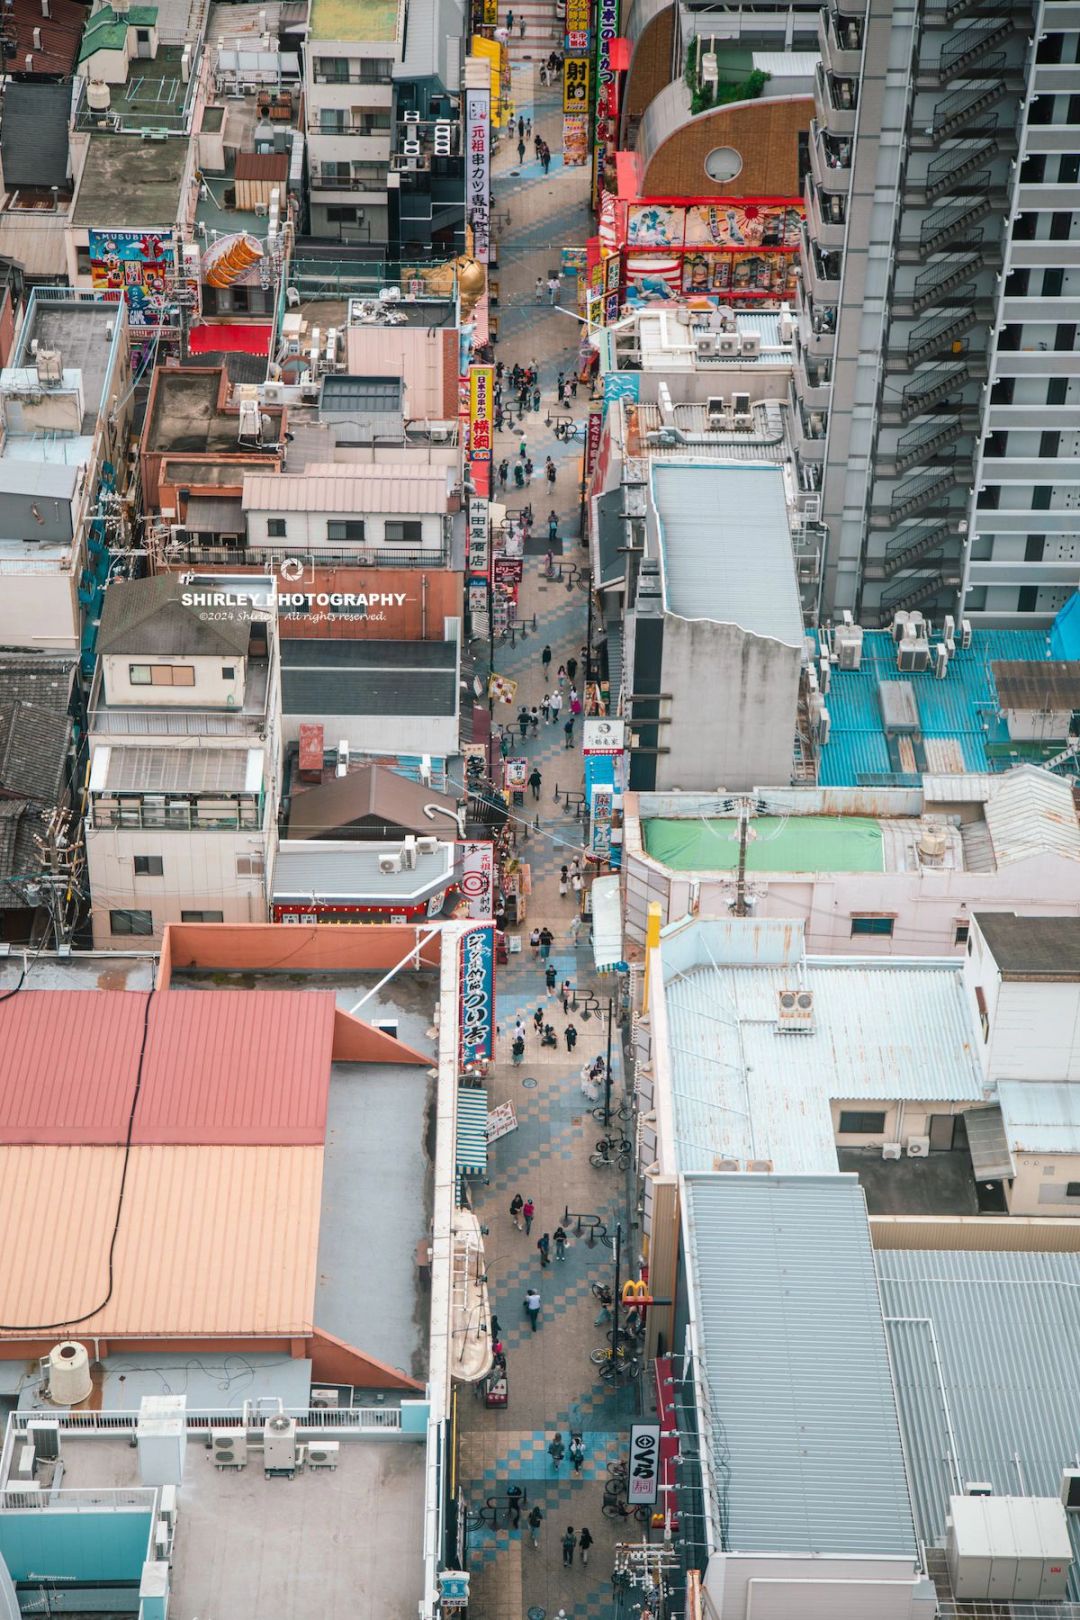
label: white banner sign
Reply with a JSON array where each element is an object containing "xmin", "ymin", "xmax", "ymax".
[
  {"xmin": 459, "ymin": 840, "xmax": 495, "ymax": 920},
  {"xmin": 583, "ymin": 719, "xmax": 625, "ymax": 755},
  {"xmin": 627, "ymin": 1424, "xmax": 660, "ymax": 1505},
  {"xmin": 466, "ymin": 89, "xmax": 491, "ymax": 264},
  {"xmin": 468, "ymin": 495, "xmax": 490, "ymax": 579}
]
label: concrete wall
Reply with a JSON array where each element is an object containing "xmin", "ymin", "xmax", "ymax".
[
  {"xmin": 102, "ymin": 653, "xmax": 246, "ymax": 708},
  {"xmin": 964, "ymin": 919, "xmax": 1080, "ymax": 1082},
  {"xmin": 283, "ymin": 708, "xmax": 459, "ymax": 758},
  {"xmin": 0, "ymin": 565, "xmax": 80, "ymax": 651},
  {"xmin": 244, "ymin": 509, "xmax": 445, "ymax": 550},
  {"xmin": 158, "ymin": 919, "xmax": 444, "ymax": 982},
  {"xmin": 1007, "ymin": 1153, "xmax": 1080, "ymax": 1217},
  {"xmin": 657, "ymin": 617, "xmax": 800, "ymax": 791},
  {"xmin": 86, "ymin": 826, "xmax": 270, "ymax": 947},
  {"xmin": 706, "ymin": 1553, "xmax": 932, "ymax": 1620}
]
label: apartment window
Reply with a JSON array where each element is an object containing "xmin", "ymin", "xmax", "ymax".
[
  {"xmin": 1037, "ymin": 31, "xmax": 1064, "ymax": 62},
  {"xmin": 1029, "ymin": 95, "xmax": 1055, "ymax": 124},
  {"xmin": 1061, "ymin": 153, "xmax": 1080, "ymax": 186},
  {"xmin": 996, "ymin": 324, "xmax": 1021, "ymax": 351},
  {"xmin": 1067, "ymin": 1183, "xmax": 1080, "ymax": 1198},
  {"xmin": 1048, "ymin": 376, "xmax": 1069, "ymax": 404},
  {"xmin": 1044, "ymin": 268, "xmax": 1065, "ymax": 297},
  {"xmin": 320, "ymin": 108, "xmax": 346, "ymax": 132},
  {"xmin": 327, "ymin": 519, "xmax": 365, "ymax": 542},
  {"xmin": 839, "ymin": 1111, "xmax": 887, "ymax": 1134},
  {"xmin": 129, "ymin": 664, "xmax": 195, "ymax": 686},
  {"xmin": 1050, "ymin": 212, "xmax": 1073, "ymax": 240},
  {"xmin": 1005, "ymin": 267, "xmax": 1030, "ymax": 296},
  {"xmin": 237, "ymin": 854, "xmax": 265, "ymax": 877},
  {"xmin": 267, "ymin": 518, "xmax": 287, "ymax": 538},
  {"xmin": 1041, "ymin": 431, "xmax": 1061, "ymax": 458},
  {"xmin": 222, "ymin": 666, "xmax": 236, "ymax": 680},
  {"xmin": 1056, "ymin": 323, "xmax": 1077, "ymax": 350},
  {"xmin": 327, "ymin": 206, "xmax": 358, "ymax": 223},
  {"xmin": 1018, "ymin": 586, "xmax": 1039, "ymax": 611},
  {"xmin": 1033, "ymin": 486, "xmax": 1053, "ymax": 510},
  {"xmin": 991, "ymin": 376, "xmax": 1014, "ymax": 405},
  {"xmin": 316, "ymin": 56, "xmax": 350, "ymax": 79},
  {"xmin": 974, "ymin": 984, "xmax": 990, "ymax": 1041},
  {"xmin": 110, "ymin": 908, "xmax": 153, "ymax": 936},
  {"xmin": 133, "ymin": 856, "xmax": 164, "ymax": 877},
  {"xmin": 954, "ymin": 923, "xmax": 970, "ymax": 946},
  {"xmin": 1021, "ymin": 153, "xmax": 1046, "ymax": 184},
  {"xmin": 976, "ymin": 486, "xmax": 1000, "ymax": 509},
  {"xmin": 1026, "ymin": 535, "xmax": 1046, "ymax": 562},
  {"xmin": 985, "ymin": 430, "xmax": 1007, "ymax": 457},
  {"xmin": 359, "ymin": 58, "xmax": 394, "ymax": 79},
  {"xmin": 76, "ymin": 246, "xmax": 92, "ymax": 277},
  {"xmin": 181, "ymin": 910, "xmax": 225, "ymax": 923},
  {"xmin": 1069, "ymin": 93, "xmax": 1080, "ymax": 122},
  {"xmin": 851, "ymin": 915, "xmax": 894, "ymax": 937},
  {"xmin": 385, "ymin": 520, "xmax": 423, "ymax": 543}
]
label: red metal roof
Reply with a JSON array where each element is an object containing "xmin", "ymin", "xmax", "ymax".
[
  {"xmin": 0, "ymin": 989, "xmax": 336, "ymax": 1146},
  {"xmin": 188, "ymin": 323, "xmax": 273, "ymax": 356}
]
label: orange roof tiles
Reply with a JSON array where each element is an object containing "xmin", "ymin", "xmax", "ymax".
[
  {"xmin": 0, "ymin": 1146, "xmax": 322, "ymax": 1337},
  {"xmin": 0, "ymin": 989, "xmax": 336, "ymax": 1146}
]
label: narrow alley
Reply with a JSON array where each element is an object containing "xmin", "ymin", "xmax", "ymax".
[{"xmin": 456, "ymin": 56, "xmax": 646, "ymax": 1620}]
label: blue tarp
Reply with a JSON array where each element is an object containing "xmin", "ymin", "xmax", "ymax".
[{"xmin": 1052, "ymin": 593, "xmax": 1080, "ymax": 661}]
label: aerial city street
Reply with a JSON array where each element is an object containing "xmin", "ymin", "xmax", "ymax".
[{"xmin": 0, "ymin": 1, "xmax": 1077, "ymax": 1619}]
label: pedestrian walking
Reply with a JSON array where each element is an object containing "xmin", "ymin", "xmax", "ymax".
[
  {"xmin": 518, "ymin": 14, "xmax": 526, "ymax": 35},
  {"xmin": 518, "ymin": 116, "xmax": 524, "ymax": 138},
  {"xmin": 546, "ymin": 456, "xmax": 557, "ymax": 486},
  {"xmin": 525, "ymin": 117, "xmax": 532, "ymax": 136},
  {"xmin": 548, "ymin": 1434, "xmax": 565, "ymax": 1470},
  {"xmin": 534, "ymin": 133, "xmax": 543, "ymax": 159},
  {"xmin": 571, "ymin": 870, "xmax": 583, "ymax": 895},
  {"xmin": 524, "ymin": 457, "xmax": 534, "ymax": 485},
  {"xmin": 523, "ymin": 1197, "xmax": 535, "ymax": 1233},
  {"xmin": 528, "ymin": 766, "xmax": 542, "ymax": 801},
  {"xmin": 562, "ymin": 1527, "xmax": 576, "ymax": 1567},
  {"xmin": 519, "ymin": 139, "xmax": 527, "ymax": 165},
  {"xmin": 557, "ymin": 663, "xmax": 567, "ymax": 688},
  {"xmin": 567, "ymin": 656, "xmax": 578, "ymax": 683},
  {"xmin": 561, "ymin": 978, "xmax": 573, "ymax": 1012},
  {"xmin": 558, "ymin": 866, "xmax": 569, "ymax": 898},
  {"xmin": 545, "ymin": 963, "xmax": 557, "ymax": 992},
  {"xmin": 579, "ymin": 1527, "xmax": 593, "ymax": 1565},
  {"xmin": 564, "ymin": 717, "xmax": 575, "ymax": 748},
  {"xmin": 518, "ymin": 709, "xmax": 529, "ymax": 742},
  {"xmin": 512, "ymin": 1034, "xmax": 525, "ymax": 1064},
  {"xmin": 556, "ymin": 370, "xmax": 565, "ymax": 396},
  {"xmin": 506, "ymin": 7, "xmax": 513, "ymax": 25},
  {"xmin": 565, "ymin": 1022, "xmax": 578, "ymax": 1052},
  {"xmin": 529, "ymin": 925, "xmax": 541, "ymax": 957},
  {"xmin": 550, "ymin": 690, "xmax": 562, "ymax": 723},
  {"xmin": 541, "ymin": 642, "xmax": 552, "ymax": 673},
  {"xmin": 569, "ymin": 1434, "xmax": 584, "ymax": 1472},
  {"xmin": 510, "ymin": 1193, "xmax": 524, "ymax": 1230},
  {"xmin": 519, "ymin": 431, "xmax": 528, "ymax": 460},
  {"xmin": 538, "ymin": 926, "xmax": 554, "ymax": 959},
  {"xmin": 570, "ymin": 694, "xmax": 582, "ymax": 718},
  {"xmin": 554, "ymin": 1225, "xmax": 568, "ymax": 1261},
  {"xmin": 533, "ymin": 1006, "xmax": 545, "ymax": 1035},
  {"xmin": 513, "ymin": 1016, "xmax": 526, "ymax": 1042},
  {"xmin": 530, "ymin": 706, "xmax": 540, "ymax": 736},
  {"xmin": 498, "ymin": 458, "xmax": 509, "ymax": 490},
  {"xmin": 548, "ymin": 275, "xmax": 559, "ymax": 305},
  {"xmin": 507, "ymin": 1485, "xmax": 523, "ymax": 1528},
  {"xmin": 537, "ymin": 1232, "xmax": 550, "ymax": 1266},
  {"xmin": 490, "ymin": 1313, "xmax": 501, "ymax": 1339},
  {"xmin": 542, "ymin": 144, "xmax": 551, "ymax": 174},
  {"xmin": 528, "ymin": 1505, "xmax": 544, "ymax": 1546},
  {"xmin": 548, "ymin": 510, "xmax": 559, "ymax": 541},
  {"xmin": 570, "ymin": 374, "xmax": 579, "ymax": 397},
  {"xmin": 524, "ymin": 1287, "xmax": 541, "ymax": 1331},
  {"xmin": 541, "ymin": 692, "xmax": 552, "ymax": 721}
]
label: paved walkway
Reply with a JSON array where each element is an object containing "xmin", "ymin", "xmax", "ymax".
[{"xmin": 458, "ymin": 63, "xmax": 642, "ymax": 1620}]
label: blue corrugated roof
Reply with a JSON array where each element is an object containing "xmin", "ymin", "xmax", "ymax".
[
  {"xmin": 1052, "ymin": 592, "xmax": 1080, "ymax": 660},
  {"xmin": 817, "ymin": 629, "xmax": 1054, "ymax": 786}
]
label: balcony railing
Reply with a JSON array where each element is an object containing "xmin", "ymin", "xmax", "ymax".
[
  {"xmin": 90, "ymin": 801, "xmax": 264, "ymax": 832},
  {"xmin": 164, "ymin": 542, "xmax": 453, "ymax": 569}
]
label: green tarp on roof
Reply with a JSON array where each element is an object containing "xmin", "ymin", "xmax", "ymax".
[
  {"xmin": 79, "ymin": 5, "xmax": 158, "ymax": 60},
  {"xmin": 643, "ymin": 816, "xmax": 886, "ymax": 873}
]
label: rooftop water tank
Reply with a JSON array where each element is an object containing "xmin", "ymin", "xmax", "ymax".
[{"xmin": 47, "ymin": 1341, "xmax": 92, "ymax": 1405}]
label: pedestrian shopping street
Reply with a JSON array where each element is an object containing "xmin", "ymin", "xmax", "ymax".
[{"xmin": 457, "ymin": 60, "xmax": 644, "ymax": 1620}]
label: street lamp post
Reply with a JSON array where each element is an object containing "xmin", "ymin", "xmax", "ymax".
[{"xmin": 602, "ymin": 995, "xmax": 614, "ymax": 1129}]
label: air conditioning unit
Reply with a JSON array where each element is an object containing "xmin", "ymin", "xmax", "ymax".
[
  {"xmin": 404, "ymin": 109, "xmax": 420, "ymax": 124},
  {"xmin": 745, "ymin": 1158, "xmax": 774, "ymax": 1174},
  {"xmin": 897, "ymin": 637, "xmax": 930, "ymax": 672},
  {"xmin": 706, "ymin": 395, "xmax": 725, "ymax": 424},
  {"xmin": 1061, "ymin": 1469, "xmax": 1080, "ymax": 1511},
  {"xmin": 935, "ymin": 644, "xmax": 949, "ymax": 679},
  {"xmin": 960, "ymin": 619, "xmax": 972, "ymax": 649},
  {"xmin": 712, "ymin": 1158, "xmax": 739, "ymax": 1172},
  {"xmin": 310, "ymin": 1388, "xmax": 339, "ymax": 1409},
  {"xmin": 307, "ymin": 1441, "xmax": 340, "ymax": 1470},
  {"xmin": 379, "ymin": 852, "xmax": 404, "ymax": 874},
  {"xmin": 211, "ymin": 1430, "xmax": 248, "ymax": 1469},
  {"xmin": 159, "ymin": 1485, "xmax": 178, "ymax": 1529},
  {"xmin": 262, "ymin": 382, "xmax": 286, "ymax": 404},
  {"xmin": 434, "ymin": 122, "xmax": 453, "ymax": 155},
  {"xmin": 695, "ymin": 333, "xmax": 718, "ymax": 358},
  {"xmin": 817, "ymin": 707, "xmax": 831, "ymax": 745},
  {"xmin": 906, "ymin": 1135, "xmax": 930, "ymax": 1158},
  {"xmin": 716, "ymin": 333, "xmax": 740, "ymax": 356},
  {"xmin": 882, "ymin": 1142, "xmax": 902, "ymax": 1160},
  {"xmin": 836, "ymin": 625, "xmax": 863, "ymax": 670},
  {"xmin": 731, "ymin": 391, "xmax": 752, "ymax": 425},
  {"xmin": 416, "ymin": 836, "xmax": 440, "ymax": 854},
  {"xmin": 253, "ymin": 201, "xmax": 269, "ymax": 217},
  {"xmin": 13, "ymin": 1444, "xmax": 36, "ymax": 1483},
  {"xmin": 402, "ymin": 835, "xmax": 418, "ymax": 869},
  {"xmin": 263, "ymin": 1415, "xmax": 297, "ymax": 1471},
  {"xmin": 26, "ymin": 1422, "xmax": 60, "ymax": 1460},
  {"xmin": 776, "ymin": 989, "xmax": 815, "ymax": 1032},
  {"xmin": 740, "ymin": 331, "xmax": 762, "ymax": 358},
  {"xmin": 154, "ymin": 1519, "xmax": 171, "ymax": 1561},
  {"xmin": 402, "ymin": 138, "xmax": 422, "ymax": 157}
]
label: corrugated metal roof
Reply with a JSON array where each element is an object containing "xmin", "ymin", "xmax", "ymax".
[
  {"xmin": 242, "ymin": 468, "xmax": 448, "ymax": 514},
  {"xmin": 684, "ymin": 1174, "xmax": 918, "ymax": 1559},
  {"xmin": 101, "ymin": 745, "xmax": 259, "ymax": 793},
  {"xmin": 997, "ymin": 1080, "xmax": 1080, "ymax": 1155},
  {"xmin": 984, "ymin": 765, "xmax": 1080, "ymax": 866},
  {"xmin": 272, "ymin": 839, "xmax": 454, "ymax": 900},
  {"xmin": 651, "ymin": 462, "xmax": 802, "ymax": 645},
  {"xmin": 0, "ymin": 989, "xmax": 336, "ymax": 1145},
  {"xmin": 663, "ymin": 947, "xmax": 984, "ymax": 1175},
  {"xmin": 456, "ymin": 1083, "xmax": 488, "ymax": 1176},
  {"xmin": 878, "ymin": 1247, "xmax": 1080, "ymax": 1596},
  {"xmin": 816, "ymin": 628, "xmax": 1053, "ymax": 785},
  {"xmin": 962, "ymin": 1103, "xmax": 1014, "ymax": 1179},
  {"xmin": 0, "ymin": 1144, "xmax": 321, "ymax": 1337}
]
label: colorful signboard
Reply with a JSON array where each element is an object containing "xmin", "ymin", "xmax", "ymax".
[
  {"xmin": 586, "ymin": 401, "xmax": 603, "ymax": 477},
  {"xmin": 593, "ymin": 0, "xmax": 620, "ymax": 203},
  {"xmin": 626, "ymin": 200, "xmax": 803, "ymax": 250},
  {"xmin": 493, "ymin": 555, "xmax": 524, "ymax": 585},
  {"xmin": 566, "ymin": 0, "xmax": 589, "ymax": 30},
  {"xmin": 466, "ymin": 88, "xmax": 492, "ymax": 264},
  {"xmin": 563, "ymin": 55, "xmax": 590, "ymax": 112},
  {"xmin": 459, "ymin": 841, "xmax": 495, "ymax": 920},
  {"xmin": 468, "ymin": 494, "xmax": 490, "ymax": 577},
  {"xmin": 469, "ymin": 364, "xmax": 494, "ymax": 462},
  {"xmin": 88, "ymin": 229, "xmax": 173, "ymax": 328},
  {"xmin": 563, "ymin": 114, "xmax": 590, "ymax": 168},
  {"xmin": 459, "ymin": 924, "xmax": 495, "ymax": 1066},
  {"xmin": 628, "ymin": 1425, "xmax": 661, "ymax": 1506}
]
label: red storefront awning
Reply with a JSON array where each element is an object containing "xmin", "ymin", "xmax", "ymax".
[
  {"xmin": 188, "ymin": 323, "xmax": 273, "ymax": 356},
  {"xmin": 609, "ymin": 36, "xmax": 632, "ymax": 70}
]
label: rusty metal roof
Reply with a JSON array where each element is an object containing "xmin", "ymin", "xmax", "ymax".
[
  {"xmin": 0, "ymin": 989, "xmax": 336, "ymax": 1145},
  {"xmin": 0, "ymin": 1145, "xmax": 321, "ymax": 1337}
]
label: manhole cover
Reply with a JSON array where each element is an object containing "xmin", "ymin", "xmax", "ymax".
[
  {"xmin": 522, "ymin": 1075, "xmax": 538, "ymax": 1088},
  {"xmin": 528, "ymin": 1608, "xmax": 546, "ymax": 1620}
]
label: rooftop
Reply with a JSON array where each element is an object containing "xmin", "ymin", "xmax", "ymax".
[
  {"xmin": 71, "ymin": 133, "xmax": 188, "ymax": 227},
  {"xmin": 11, "ymin": 296, "xmax": 122, "ymax": 427},
  {"xmin": 814, "ymin": 627, "xmax": 1059, "ymax": 785},
  {"xmin": 308, "ymin": 0, "xmax": 400, "ymax": 42},
  {"xmin": 992, "ymin": 659, "xmax": 1080, "ymax": 712},
  {"xmin": 975, "ymin": 911, "xmax": 1080, "ymax": 980},
  {"xmin": 0, "ymin": 1424, "xmax": 426, "ymax": 1620},
  {"xmin": 0, "ymin": 988, "xmax": 337, "ymax": 1144},
  {"xmin": 658, "ymin": 918, "xmax": 985, "ymax": 1176},
  {"xmin": 94, "ymin": 743, "xmax": 263, "ymax": 793},
  {"xmin": 97, "ymin": 574, "xmax": 254, "ymax": 656},
  {"xmin": 878, "ymin": 1247, "xmax": 1080, "ymax": 1597},
  {"xmin": 627, "ymin": 398, "xmax": 794, "ymax": 465},
  {"xmin": 683, "ymin": 1174, "xmax": 917, "ymax": 1559},
  {"xmin": 280, "ymin": 640, "xmax": 458, "ymax": 719},
  {"xmin": 287, "ymin": 762, "xmax": 459, "ymax": 839},
  {"xmin": 613, "ymin": 308, "xmax": 793, "ymax": 371},
  {"xmin": 997, "ymin": 1080, "xmax": 1080, "ymax": 1156},
  {"xmin": 79, "ymin": 4, "xmax": 158, "ymax": 58},
  {"xmin": 243, "ymin": 466, "xmax": 450, "ymax": 513},
  {"xmin": 272, "ymin": 839, "xmax": 455, "ymax": 901},
  {"xmin": 644, "ymin": 814, "xmax": 888, "ymax": 872},
  {"xmin": 145, "ymin": 367, "xmax": 261, "ymax": 456},
  {"xmin": 0, "ymin": 83, "xmax": 71, "ymax": 191},
  {"xmin": 650, "ymin": 461, "xmax": 802, "ymax": 645},
  {"xmin": 5, "ymin": 0, "xmax": 86, "ymax": 75}
]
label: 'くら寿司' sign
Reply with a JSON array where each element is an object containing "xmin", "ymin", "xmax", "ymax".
[{"xmin": 459, "ymin": 925, "xmax": 495, "ymax": 1065}]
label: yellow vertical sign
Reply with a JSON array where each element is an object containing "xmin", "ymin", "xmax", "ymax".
[{"xmin": 563, "ymin": 56, "xmax": 591, "ymax": 113}]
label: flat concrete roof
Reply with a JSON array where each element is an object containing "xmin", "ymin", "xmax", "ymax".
[
  {"xmin": 72, "ymin": 133, "xmax": 187, "ymax": 227},
  {"xmin": 308, "ymin": 0, "xmax": 399, "ymax": 40}
]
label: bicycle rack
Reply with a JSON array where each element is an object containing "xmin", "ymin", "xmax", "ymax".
[
  {"xmin": 576, "ymin": 993, "xmax": 602, "ymax": 1020},
  {"xmin": 562, "ymin": 1208, "xmax": 609, "ymax": 1246}
]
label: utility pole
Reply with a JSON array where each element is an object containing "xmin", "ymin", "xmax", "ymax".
[
  {"xmin": 602, "ymin": 994, "xmax": 614, "ymax": 1127},
  {"xmin": 611, "ymin": 1219, "xmax": 622, "ymax": 1355},
  {"xmin": 29, "ymin": 807, "xmax": 85, "ymax": 949},
  {"xmin": 733, "ymin": 797, "xmax": 751, "ymax": 918}
]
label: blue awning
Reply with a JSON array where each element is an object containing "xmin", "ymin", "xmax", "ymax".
[{"xmin": 456, "ymin": 1083, "xmax": 489, "ymax": 1178}]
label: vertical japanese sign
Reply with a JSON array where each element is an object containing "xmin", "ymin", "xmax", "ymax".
[
  {"xmin": 459, "ymin": 924, "xmax": 495, "ymax": 1065},
  {"xmin": 628, "ymin": 1424, "xmax": 660, "ymax": 1506},
  {"xmin": 459, "ymin": 841, "xmax": 495, "ymax": 920},
  {"xmin": 563, "ymin": 56, "xmax": 591, "ymax": 112},
  {"xmin": 586, "ymin": 401, "xmax": 603, "ymax": 478},
  {"xmin": 565, "ymin": 0, "xmax": 589, "ymax": 39},
  {"xmin": 468, "ymin": 495, "xmax": 490, "ymax": 577},
  {"xmin": 593, "ymin": 0, "xmax": 620, "ymax": 204},
  {"xmin": 466, "ymin": 88, "xmax": 491, "ymax": 264},
  {"xmin": 469, "ymin": 364, "xmax": 494, "ymax": 462}
]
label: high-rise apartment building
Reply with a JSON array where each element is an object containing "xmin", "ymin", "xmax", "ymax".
[{"xmin": 796, "ymin": 0, "xmax": 1079, "ymax": 627}]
